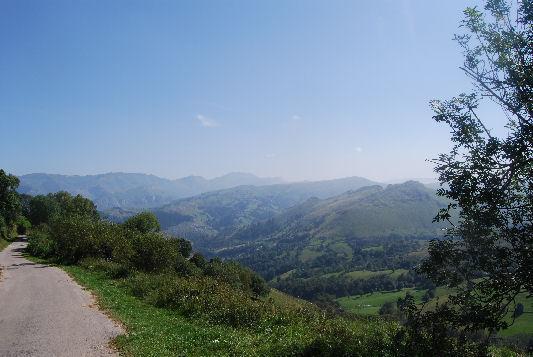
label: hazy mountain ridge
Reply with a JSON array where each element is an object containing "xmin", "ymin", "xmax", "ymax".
[
  {"xmin": 18, "ymin": 172, "xmax": 284, "ymax": 209},
  {"xmin": 224, "ymin": 181, "xmax": 447, "ymax": 250},
  {"xmin": 213, "ymin": 181, "xmax": 449, "ymax": 287},
  {"xmin": 151, "ymin": 176, "xmax": 381, "ymax": 247}
]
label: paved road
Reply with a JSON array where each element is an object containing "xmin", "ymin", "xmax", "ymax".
[{"xmin": 0, "ymin": 239, "xmax": 124, "ymax": 356}]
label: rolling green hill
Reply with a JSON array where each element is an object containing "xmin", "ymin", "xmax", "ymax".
[
  {"xmin": 228, "ymin": 181, "xmax": 447, "ymax": 246},
  {"xmin": 149, "ymin": 176, "xmax": 380, "ymax": 250},
  {"xmin": 106, "ymin": 180, "xmax": 450, "ymax": 308},
  {"xmin": 209, "ymin": 182, "xmax": 449, "ymax": 304}
]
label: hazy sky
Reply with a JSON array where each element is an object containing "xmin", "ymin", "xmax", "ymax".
[{"xmin": 1, "ymin": 0, "xmax": 495, "ymax": 182}]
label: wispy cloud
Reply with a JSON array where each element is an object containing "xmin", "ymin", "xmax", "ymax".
[
  {"xmin": 196, "ymin": 114, "xmax": 219, "ymax": 128},
  {"xmin": 265, "ymin": 153, "xmax": 277, "ymax": 159},
  {"xmin": 355, "ymin": 147, "xmax": 363, "ymax": 153},
  {"xmin": 291, "ymin": 114, "xmax": 302, "ymax": 121}
]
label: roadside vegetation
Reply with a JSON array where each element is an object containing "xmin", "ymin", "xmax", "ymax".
[
  {"xmin": 24, "ymin": 190, "xmax": 404, "ymax": 356},
  {"xmin": 0, "ymin": 169, "xmax": 30, "ymax": 251}
]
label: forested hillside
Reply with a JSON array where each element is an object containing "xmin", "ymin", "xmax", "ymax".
[
  {"xmin": 146, "ymin": 176, "xmax": 381, "ymax": 248},
  {"xmin": 213, "ymin": 182, "xmax": 448, "ymax": 305}
]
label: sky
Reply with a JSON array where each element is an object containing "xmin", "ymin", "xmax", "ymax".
[{"xmin": 0, "ymin": 0, "xmax": 496, "ymax": 182}]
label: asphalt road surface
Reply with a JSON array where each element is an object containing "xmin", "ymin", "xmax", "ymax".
[{"xmin": 0, "ymin": 239, "xmax": 124, "ymax": 356}]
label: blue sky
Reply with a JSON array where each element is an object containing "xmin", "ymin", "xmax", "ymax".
[{"xmin": 1, "ymin": 0, "xmax": 491, "ymax": 182}]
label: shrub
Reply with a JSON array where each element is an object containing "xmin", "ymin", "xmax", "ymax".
[
  {"xmin": 50, "ymin": 216, "xmax": 100, "ymax": 264},
  {"xmin": 302, "ymin": 318, "xmax": 397, "ymax": 357},
  {"xmin": 169, "ymin": 237, "xmax": 192, "ymax": 257},
  {"xmin": 27, "ymin": 227, "xmax": 56, "ymax": 258},
  {"xmin": 28, "ymin": 192, "xmax": 98, "ymax": 226},
  {"xmin": 16, "ymin": 216, "xmax": 31, "ymax": 235},
  {"xmin": 92, "ymin": 222, "xmax": 135, "ymax": 266},
  {"xmin": 126, "ymin": 273, "xmax": 271, "ymax": 328},
  {"xmin": 130, "ymin": 232, "xmax": 177, "ymax": 273},
  {"xmin": 123, "ymin": 212, "xmax": 160, "ymax": 234},
  {"xmin": 0, "ymin": 216, "xmax": 8, "ymax": 240},
  {"xmin": 190, "ymin": 252, "xmax": 207, "ymax": 269},
  {"xmin": 28, "ymin": 195, "xmax": 61, "ymax": 226},
  {"xmin": 174, "ymin": 253, "xmax": 202, "ymax": 276},
  {"xmin": 79, "ymin": 257, "xmax": 130, "ymax": 279},
  {"xmin": 204, "ymin": 258, "xmax": 269, "ymax": 297}
]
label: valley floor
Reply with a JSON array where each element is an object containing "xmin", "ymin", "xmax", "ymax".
[{"xmin": 337, "ymin": 287, "xmax": 533, "ymax": 341}]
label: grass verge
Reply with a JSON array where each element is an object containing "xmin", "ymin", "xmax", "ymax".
[
  {"xmin": 0, "ymin": 237, "xmax": 12, "ymax": 252},
  {"xmin": 58, "ymin": 264, "xmax": 398, "ymax": 356},
  {"xmin": 58, "ymin": 265, "xmax": 262, "ymax": 356}
]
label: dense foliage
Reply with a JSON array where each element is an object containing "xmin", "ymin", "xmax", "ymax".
[
  {"xmin": 0, "ymin": 169, "xmax": 29, "ymax": 241},
  {"xmin": 26, "ymin": 193, "xmax": 269, "ymax": 297},
  {"xmin": 401, "ymin": 0, "xmax": 533, "ymax": 353},
  {"xmin": 0, "ymin": 169, "xmax": 22, "ymax": 240},
  {"xmin": 122, "ymin": 211, "xmax": 161, "ymax": 234}
]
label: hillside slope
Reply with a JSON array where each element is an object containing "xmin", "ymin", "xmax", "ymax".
[
  {"xmin": 217, "ymin": 182, "xmax": 449, "ymax": 286},
  {"xmin": 152, "ymin": 176, "xmax": 381, "ymax": 249},
  {"xmin": 228, "ymin": 181, "xmax": 446, "ymax": 246}
]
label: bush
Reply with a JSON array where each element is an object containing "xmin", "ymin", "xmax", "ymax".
[
  {"xmin": 27, "ymin": 227, "xmax": 56, "ymax": 258},
  {"xmin": 379, "ymin": 301, "xmax": 397, "ymax": 316},
  {"xmin": 51, "ymin": 217, "xmax": 100, "ymax": 264},
  {"xmin": 190, "ymin": 252, "xmax": 207, "ymax": 269},
  {"xmin": 92, "ymin": 222, "xmax": 135, "ymax": 266},
  {"xmin": 16, "ymin": 216, "xmax": 31, "ymax": 235},
  {"xmin": 123, "ymin": 212, "xmax": 160, "ymax": 234},
  {"xmin": 169, "ymin": 237, "xmax": 192, "ymax": 257},
  {"xmin": 204, "ymin": 258, "xmax": 269, "ymax": 297},
  {"xmin": 174, "ymin": 254, "xmax": 202, "ymax": 276},
  {"xmin": 127, "ymin": 273, "xmax": 271, "ymax": 328},
  {"xmin": 301, "ymin": 318, "xmax": 397, "ymax": 357},
  {"xmin": 130, "ymin": 232, "xmax": 177, "ymax": 273},
  {"xmin": 0, "ymin": 216, "xmax": 8, "ymax": 240},
  {"xmin": 79, "ymin": 257, "xmax": 131, "ymax": 279},
  {"xmin": 28, "ymin": 195, "xmax": 61, "ymax": 226},
  {"xmin": 28, "ymin": 192, "xmax": 98, "ymax": 226}
]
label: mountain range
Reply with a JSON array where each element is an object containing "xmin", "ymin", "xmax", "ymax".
[
  {"xmin": 17, "ymin": 172, "xmax": 284, "ymax": 210},
  {"xmin": 151, "ymin": 175, "xmax": 380, "ymax": 248},
  {"xmin": 214, "ymin": 181, "xmax": 448, "ymax": 284},
  {"xmin": 226, "ymin": 181, "xmax": 446, "ymax": 248},
  {"xmin": 17, "ymin": 171, "xmax": 449, "ymax": 296}
]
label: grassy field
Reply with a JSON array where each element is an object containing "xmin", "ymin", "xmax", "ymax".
[
  {"xmin": 345, "ymin": 269, "xmax": 409, "ymax": 280},
  {"xmin": 337, "ymin": 287, "xmax": 533, "ymax": 339},
  {"xmin": 499, "ymin": 292, "xmax": 533, "ymax": 338},
  {"xmin": 337, "ymin": 288, "xmax": 426, "ymax": 315}
]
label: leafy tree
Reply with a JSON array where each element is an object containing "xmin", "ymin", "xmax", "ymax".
[
  {"xmin": 16, "ymin": 216, "xmax": 31, "ymax": 235},
  {"xmin": 28, "ymin": 192, "xmax": 98, "ymax": 226},
  {"xmin": 0, "ymin": 169, "xmax": 21, "ymax": 237},
  {"xmin": 403, "ymin": 0, "xmax": 532, "ymax": 349},
  {"xmin": 28, "ymin": 195, "xmax": 61, "ymax": 226},
  {"xmin": 190, "ymin": 252, "xmax": 207, "ymax": 269},
  {"xmin": 19, "ymin": 193, "xmax": 32, "ymax": 219},
  {"xmin": 123, "ymin": 212, "xmax": 161, "ymax": 234},
  {"xmin": 52, "ymin": 191, "xmax": 99, "ymax": 220},
  {"xmin": 379, "ymin": 301, "xmax": 397, "ymax": 316}
]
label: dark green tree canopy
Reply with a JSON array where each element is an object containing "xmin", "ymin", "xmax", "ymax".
[
  {"xmin": 28, "ymin": 192, "xmax": 99, "ymax": 226},
  {"xmin": 123, "ymin": 212, "xmax": 161, "ymax": 234},
  {"xmin": 0, "ymin": 169, "xmax": 21, "ymax": 227},
  {"xmin": 404, "ymin": 0, "xmax": 532, "ymax": 349}
]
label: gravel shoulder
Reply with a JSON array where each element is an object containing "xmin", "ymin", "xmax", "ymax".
[{"xmin": 0, "ymin": 239, "xmax": 124, "ymax": 356}]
